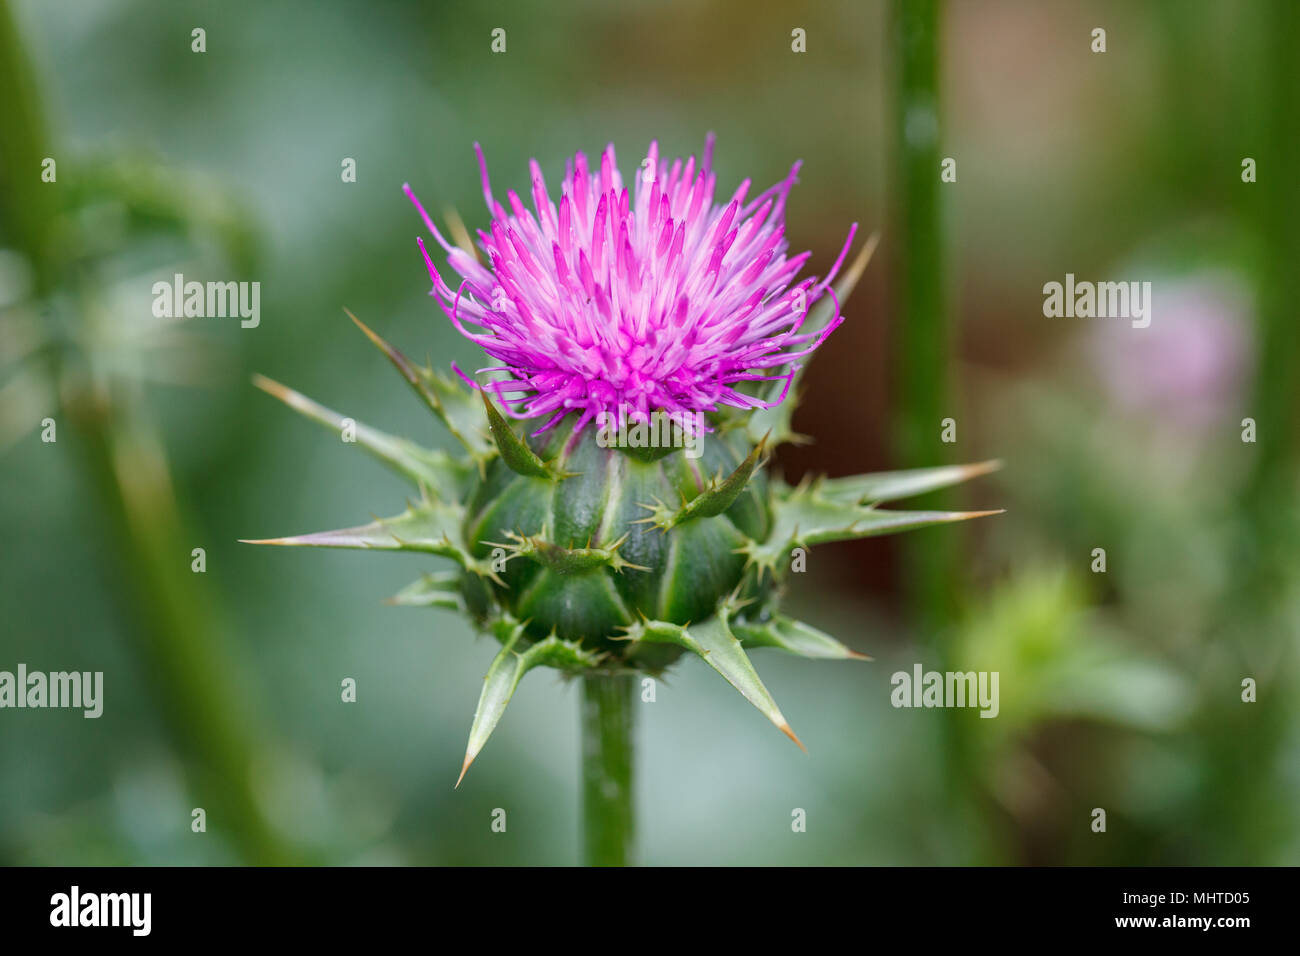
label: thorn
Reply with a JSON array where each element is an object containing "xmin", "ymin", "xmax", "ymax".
[
  {"xmin": 345, "ymin": 308, "xmax": 423, "ymax": 380},
  {"xmin": 250, "ymin": 372, "xmax": 291, "ymax": 401},
  {"xmin": 960, "ymin": 459, "xmax": 1003, "ymax": 479},
  {"xmin": 455, "ymin": 752, "xmax": 475, "ymax": 789},
  {"xmin": 846, "ymin": 649, "xmax": 873, "ymax": 661},
  {"xmin": 779, "ymin": 723, "xmax": 807, "ymax": 753},
  {"xmin": 344, "ymin": 306, "xmax": 371, "ymax": 334},
  {"xmin": 444, "ymin": 205, "xmax": 479, "ymax": 263},
  {"xmin": 856, "ymin": 230, "xmax": 881, "ymax": 275}
]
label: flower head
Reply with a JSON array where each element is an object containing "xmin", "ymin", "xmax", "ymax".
[
  {"xmin": 404, "ymin": 136, "xmax": 857, "ymax": 434},
  {"xmin": 252, "ymin": 140, "xmax": 998, "ymax": 786}
]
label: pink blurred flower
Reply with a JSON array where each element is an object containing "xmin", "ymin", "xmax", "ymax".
[{"xmin": 1088, "ymin": 273, "xmax": 1253, "ymax": 432}]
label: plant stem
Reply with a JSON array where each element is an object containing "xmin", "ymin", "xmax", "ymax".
[
  {"xmin": 0, "ymin": 0, "xmax": 291, "ymax": 863},
  {"xmin": 891, "ymin": 0, "xmax": 991, "ymax": 862},
  {"xmin": 580, "ymin": 673, "xmax": 636, "ymax": 866},
  {"xmin": 891, "ymin": 0, "xmax": 955, "ymax": 634},
  {"xmin": 1196, "ymin": 0, "xmax": 1300, "ymax": 862}
]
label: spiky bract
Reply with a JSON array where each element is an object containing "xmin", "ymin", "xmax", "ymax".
[{"xmin": 245, "ymin": 142, "xmax": 1001, "ymax": 781}]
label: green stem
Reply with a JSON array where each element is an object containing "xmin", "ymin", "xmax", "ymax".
[
  {"xmin": 891, "ymin": 0, "xmax": 991, "ymax": 863},
  {"xmin": 73, "ymin": 410, "xmax": 293, "ymax": 864},
  {"xmin": 580, "ymin": 673, "xmax": 636, "ymax": 866},
  {"xmin": 0, "ymin": 0, "xmax": 56, "ymax": 296},
  {"xmin": 1195, "ymin": 0, "xmax": 1300, "ymax": 863},
  {"xmin": 891, "ymin": 0, "xmax": 956, "ymax": 634},
  {"xmin": 0, "ymin": 0, "xmax": 291, "ymax": 863}
]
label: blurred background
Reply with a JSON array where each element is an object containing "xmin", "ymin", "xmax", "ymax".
[{"xmin": 1, "ymin": 0, "xmax": 1296, "ymax": 865}]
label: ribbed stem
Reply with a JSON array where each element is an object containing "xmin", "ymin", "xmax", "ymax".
[
  {"xmin": 580, "ymin": 673, "xmax": 636, "ymax": 866},
  {"xmin": 892, "ymin": 0, "xmax": 955, "ymax": 633},
  {"xmin": 891, "ymin": 0, "xmax": 990, "ymax": 862}
]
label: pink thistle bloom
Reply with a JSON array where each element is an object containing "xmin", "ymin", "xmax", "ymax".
[{"xmin": 404, "ymin": 135, "xmax": 857, "ymax": 435}]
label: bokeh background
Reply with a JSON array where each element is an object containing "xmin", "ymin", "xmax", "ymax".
[{"xmin": 2, "ymin": 0, "xmax": 1296, "ymax": 865}]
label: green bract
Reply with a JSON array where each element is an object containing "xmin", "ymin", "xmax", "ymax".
[{"xmin": 245, "ymin": 250, "xmax": 1000, "ymax": 781}]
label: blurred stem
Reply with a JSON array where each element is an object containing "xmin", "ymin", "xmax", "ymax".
[
  {"xmin": 0, "ymin": 0, "xmax": 55, "ymax": 295},
  {"xmin": 1244, "ymin": 0, "xmax": 1300, "ymax": 519},
  {"xmin": 1195, "ymin": 0, "xmax": 1300, "ymax": 863},
  {"xmin": 72, "ymin": 400, "xmax": 293, "ymax": 864},
  {"xmin": 0, "ymin": 0, "xmax": 291, "ymax": 863},
  {"xmin": 891, "ymin": 0, "xmax": 991, "ymax": 862},
  {"xmin": 581, "ymin": 673, "xmax": 636, "ymax": 866},
  {"xmin": 891, "ymin": 0, "xmax": 956, "ymax": 634}
]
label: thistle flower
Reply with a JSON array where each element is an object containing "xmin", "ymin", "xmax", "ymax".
[
  {"xmin": 245, "ymin": 137, "xmax": 999, "ymax": 821},
  {"xmin": 402, "ymin": 135, "xmax": 856, "ymax": 438}
]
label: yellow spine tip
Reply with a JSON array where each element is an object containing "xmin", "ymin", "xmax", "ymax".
[
  {"xmin": 780, "ymin": 723, "xmax": 807, "ymax": 753},
  {"xmin": 455, "ymin": 754, "xmax": 475, "ymax": 789}
]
